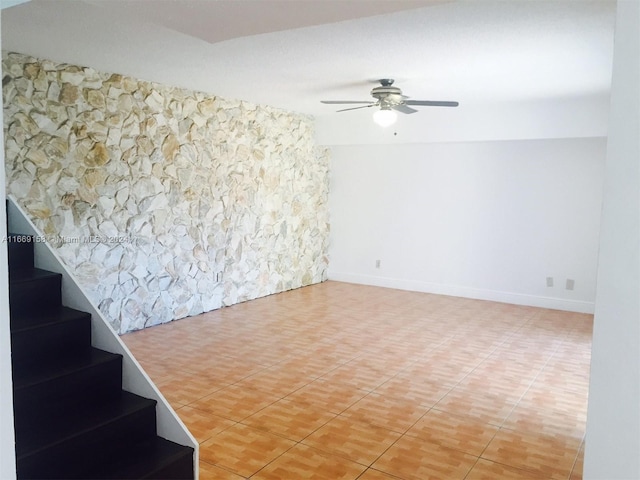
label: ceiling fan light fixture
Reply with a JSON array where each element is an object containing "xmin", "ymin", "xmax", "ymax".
[{"xmin": 373, "ymin": 108, "xmax": 397, "ymax": 127}]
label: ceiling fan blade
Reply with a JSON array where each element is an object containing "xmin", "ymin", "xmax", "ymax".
[
  {"xmin": 405, "ymin": 100, "xmax": 459, "ymax": 107},
  {"xmin": 336, "ymin": 104, "xmax": 377, "ymax": 112},
  {"xmin": 393, "ymin": 104, "xmax": 418, "ymax": 114},
  {"xmin": 321, "ymin": 100, "xmax": 374, "ymax": 105}
]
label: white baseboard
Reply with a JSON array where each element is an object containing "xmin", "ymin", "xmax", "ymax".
[{"xmin": 327, "ymin": 271, "xmax": 595, "ymax": 314}]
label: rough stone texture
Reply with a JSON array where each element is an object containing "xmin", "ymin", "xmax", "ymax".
[{"xmin": 3, "ymin": 52, "xmax": 330, "ymax": 334}]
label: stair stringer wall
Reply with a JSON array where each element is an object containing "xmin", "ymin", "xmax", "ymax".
[{"xmin": 6, "ymin": 195, "xmax": 198, "ymax": 477}]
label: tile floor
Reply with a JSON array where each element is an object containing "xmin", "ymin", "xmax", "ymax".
[{"xmin": 121, "ymin": 281, "xmax": 592, "ymax": 479}]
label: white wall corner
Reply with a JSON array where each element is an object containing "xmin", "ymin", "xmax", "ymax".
[
  {"xmin": 0, "ymin": 8, "xmax": 18, "ymax": 479},
  {"xmin": 584, "ymin": 0, "xmax": 640, "ymax": 478}
]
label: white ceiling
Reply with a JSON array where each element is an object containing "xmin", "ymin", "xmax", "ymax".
[{"xmin": 1, "ymin": 0, "xmax": 616, "ymax": 144}]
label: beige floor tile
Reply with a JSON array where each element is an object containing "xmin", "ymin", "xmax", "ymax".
[
  {"xmin": 302, "ymin": 415, "xmax": 401, "ymax": 465},
  {"xmin": 188, "ymin": 385, "xmax": 281, "ymax": 421},
  {"xmin": 465, "ymin": 458, "xmax": 548, "ymax": 479},
  {"xmin": 400, "ymin": 358, "xmax": 475, "ymax": 386},
  {"xmin": 342, "ymin": 392, "xmax": 430, "ymax": 434},
  {"xmin": 519, "ymin": 384, "xmax": 589, "ymax": 415},
  {"xmin": 357, "ymin": 468, "xmax": 404, "ymax": 479},
  {"xmin": 319, "ymin": 363, "xmax": 394, "ymax": 392},
  {"xmin": 154, "ymin": 372, "xmax": 229, "ymax": 406},
  {"xmin": 199, "ymin": 423, "xmax": 295, "ymax": 477},
  {"xmin": 181, "ymin": 359, "xmax": 264, "ymax": 384},
  {"xmin": 234, "ymin": 367, "xmax": 315, "ymax": 397},
  {"xmin": 274, "ymin": 356, "xmax": 340, "ymax": 379},
  {"xmin": 433, "ymin": 388, "xmax": 517, "ymax": 426},
  {"xmin": 241, "ymin": 398, "xmax": 337, "ymax": 441},
  {"xmin": 198, "ymin": 461, "xmax": 246, "ymax": 480},
  {"xmin": 251, "ymin": 444, "xmax": 367, "ymax": 479},
  {"xmin": 372, "ymin": 434, "xmax": 477, "ymax": 480},
  {"xmin": 481, "ymin": 428, "xmax": 582, "ymax": 479},
  {"xmin": 570, "ymin": 440, "xmax": 585, "ymax": 480},
  {"xmin": 404, "ymin": 408, "xmax": 499, "ymax": 456},
  {"xmin": 372, "ymin": 374, "xmax": 452, "ymax": 408},
  {"xmin": 284, "ymin": 378, "xmax": 368, "ymax": 414},
  {"xmin": 174, "ymin": 405, "xmax": 236, "ymax": 443},
  {"xmin": 502, "ymin": 403, "xmax": 586, "ymax": 441}
]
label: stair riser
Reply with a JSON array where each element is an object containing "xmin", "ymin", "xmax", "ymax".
[
  {"xmin": 142, "ymin": 454, "xmax": 194, "ymax": 480},
  {"xmin": 17, "ymin": 404, "xmax": 158, "ymax": 479},
  {"xmin": 89, "ymin": 437, "xmax": 194, "ymax": 480},
  {"xmin": 13, "ymin": 356, "xmax": 123, "ymax": 430},
  {"xmin": 9, "ymin": 275, "xmax": 62, "ymax": 318},
  {"xmin": 7, "ymin": 235, "xmax": 34, "ymax": 271},
  {"xmin": 11, "ymin": 315, "xmax": 92, "ymax": 372},
  {"xmin": 7, "ymin": 213, "xmax": 194, "ymax": 478}
]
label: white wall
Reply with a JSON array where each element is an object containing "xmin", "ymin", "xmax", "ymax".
[
  {"xmin": 0, "ymin": 9, "xmax": 18, "ymax": 479},
  {"xmin": 584, "ymin": 0, "xmax": 639, "ymax": 478},
  {"xmin": 328, "ymin": 137, "xmax": 605, "ymax": 312}
]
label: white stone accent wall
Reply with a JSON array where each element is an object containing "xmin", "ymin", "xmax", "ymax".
[{"xmin": 3, "ymin": 52, "xmax": 329, "ymax": 334}]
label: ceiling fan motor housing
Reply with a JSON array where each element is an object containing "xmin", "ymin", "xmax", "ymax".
[{"xmin": 371, "ymin": 85, "xmax": 405, "ymax": 107}]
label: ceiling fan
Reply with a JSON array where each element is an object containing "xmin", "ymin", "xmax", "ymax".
[{"xmin": 321, "ymin": 79, "xmax": 459, "ymax": 127}]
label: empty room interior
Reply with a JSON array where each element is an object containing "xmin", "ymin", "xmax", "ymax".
[{"xmin": 0, "ymin": 1, "xmax": 638, "ymax": 479}]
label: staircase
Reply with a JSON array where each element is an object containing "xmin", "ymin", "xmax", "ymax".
[{"xmin": 8, "ymin": 232, "xmax": 194, "ymax": 479}]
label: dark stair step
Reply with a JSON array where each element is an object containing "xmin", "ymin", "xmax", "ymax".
[
  {"xmin": 11, "ymin": 306, "xmax": 91, "ymax": 371},
  {"xmin": 6, "ymin": 212, "xmax": 194, "ymax": 479},
  {"xmin": 7, "ymin": 233, "xmax": 35, "ymax": 271},
  {"xmin": 16, "ymin": 391, "xmax": 158, "ymax": 479},
  {"xmin": 13, "ymin": 348, "xmax": 123, "ymax": 430},
  {"xmin": 91, "ymin": 436, "xmax": 194, "ymax": 480},
  {"xmin": 9, "ymin": 268, "xmax": 62, "ymax": 317}
]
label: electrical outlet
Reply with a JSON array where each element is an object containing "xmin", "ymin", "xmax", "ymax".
[
  {"xmin": 375, "ymin": 259, "xmax": 381, "ymax": 268},
  {"xmin": 546, "ymin": 277, "xmax": 554, "ymax": 287},
  {"xmin": 566, "ymin": 279, "xmax": 575, "ymax": 290}
]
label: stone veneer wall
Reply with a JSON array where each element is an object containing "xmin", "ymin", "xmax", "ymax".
[{"xmin": 3, "ymin": 52, "xmax": 329, "ymax": 334}]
